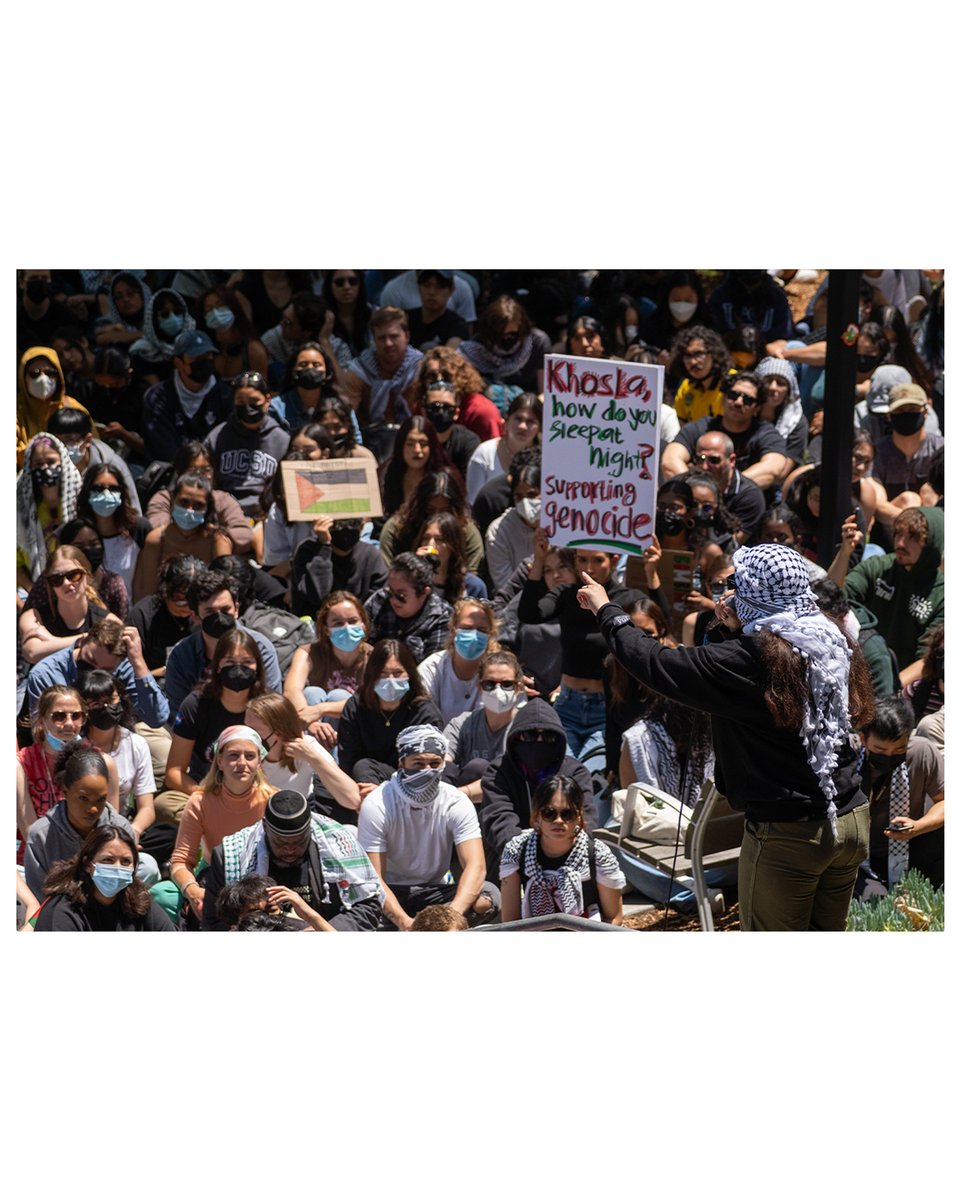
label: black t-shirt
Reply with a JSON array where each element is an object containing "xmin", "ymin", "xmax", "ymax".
[
  {"xmin": 171, "ymin": 693, "xmax": 240, "ymax": 783},
  {"xmin": 722, "ymin": 471, "xmax": 767, "ymax": 539},
  {"xmin": 34, "ymin": 891, "xmax": 175, "ymax": 931},
  {"xmin": 437, "ymin": 423, "xmax": 481, "ymax": 479},
  {"xmin": 471, "ymin": 474, "xmax": 513, "ymax": 539},
  {"xmin": 407, "ymin": 306, "xmax": 469, "ymax": 351},
  {"xmin": 127, "ymin": 595, "xmax": 195, "ymax": 673},
  {"xmin": 676, "ymin": 415, "xmax": 787, "ymax": 472}
]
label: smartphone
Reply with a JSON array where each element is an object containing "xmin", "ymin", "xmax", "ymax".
[{"xmin": 885, "ymin": 824, "xmax": 910, "ymax": 834}]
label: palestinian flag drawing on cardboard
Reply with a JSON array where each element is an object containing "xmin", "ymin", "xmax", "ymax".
[{"xmin": 280, "ymin": 458, "xmax": 384, "ymax": 522}]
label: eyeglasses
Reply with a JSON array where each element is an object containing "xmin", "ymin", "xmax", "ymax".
[
  {"xmin": 47, "ymin": 568, "xmax": 85, "ymax": 587},
  {"xmin": 175, "ymin": 499, "xmax": 207, "ymax": 512},
  {"xmin": 694, "ymin": 452, "xmax": 725, "ymax": 466},
  {"xmin": 683, "ymin": 350, "xmax": 709, "ymax": 362},
  {"xmin": 90, "ymin": 483, "xmax": 121, "ymax": 496},
  {"xmin": 726, "ymin": 390, "xmax": 758, "ymax": 406},
  {"xmin": 332, "ymin": 275, "xmax": 359, "ymax": 287},
  {"xmin": 480, "ymin": 679, "xmax": 518, "ymax": 692},
  {"xmin": 539, "ymin": 807, "xmax": 578, "ymax": 822},
  {"xmin": 387, "ymin": 588, "xmax": 414, "ymax": 603},
  {"xmin": 516, "ymin": 730, "xmax": 562, "ymax": 744},
  {"xmin": 49, "ymin": 710, "xmax": 83, "ymax": 723},
  {"xmin": 232, "ymin": 371, "xmax": 267, "ymax": 391}
]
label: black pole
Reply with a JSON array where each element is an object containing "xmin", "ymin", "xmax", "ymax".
[{"xmin": 817, "ymin": 270, "xmax": 861, "ymax": 568}]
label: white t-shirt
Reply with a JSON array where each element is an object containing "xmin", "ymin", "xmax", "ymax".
[
  {"xmin": 418, "ymin": 650, "xmax": 483, "ymax": 727},
  {"xmin": 500, "ymin": 830, "xmax": 625, "ymax": 921},
  {"xmin": 262, "ymin": 734, "xmax": 333, "ymax": 797},
  {"xmin": 112, "ymin": 727, "xmax": 155, "ymax": 811},
  {"xmin": 378, "ymin": 271, "xmax": 477, "ymax": 322},
  {"xmin": 465, "ymin": 438, "xmax": 504, "ymax": 504},
  {"xmin": 103, "ymin": 533, "xmax": 139, "ymax": 595},
  {"xmin": 357, "ymin": 778, "xmax": 480, "ymax": 885}
]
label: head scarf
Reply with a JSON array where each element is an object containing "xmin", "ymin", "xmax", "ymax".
[
  {"xmin": 130, "ymin": 287, "xmax": 195, "ymax": 363},
  {"xmin": 16, "ymin": 432, "xmax": 84, "ymax": 581},
  {"xmin": 732, "ymin": 544, "xmax": 852, "ymax": 826},
  {"xmin": 214, "ymin": 725, "xmax": 267, "ymax": 760},
  {"xmin": 395, "ymin": 724, "xmax": 448, "ymax": 760},
  {"xmin": 755, "ymin": 357, "xmax": 804, "ymax": 440}
]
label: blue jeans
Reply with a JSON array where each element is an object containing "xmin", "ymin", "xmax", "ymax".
[
  {"xmin": 303, "ymin": 686, "xmax": 353, "ymax": 711},
  {"xmin": 553, "ymin": 685, "xmax": 606, "ymax": 763}
]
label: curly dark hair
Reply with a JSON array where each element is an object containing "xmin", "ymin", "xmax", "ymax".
[
  {"xmin": 667, "ymin": 324, "xmax": 732, "ymax": 385},
  {"xmin": 390, "ymin": 470, "xmax": 471, "ymax": 557},
  {"xmin": 756, "ymin": 628, "xmax": 874, "ymax": 732},
  {"xmin": 41, "ymin": 823, "xmax": 151, "ymax": 916},
  {"xmin": 415, "ymin": 344, "xmax": 487, "ymax": 406}
]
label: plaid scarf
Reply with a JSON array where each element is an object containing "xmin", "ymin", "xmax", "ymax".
[
  {"xmin": 858, "ymin": 748, "xmax": 911, "ymax": 886},
  {"xmin": 349, "ymin": 345, "xmax": 422, "ymax": 422},
  {"xmin": 733, "ymin": 544, "xmax": 852, "ymax": 829},
  {"xmin": 221, "ymin": 815, "xmax": 383, "ymax": 909},
  {"xmin": 16, "ymin": 433, "xmax": 84, "ymax": 579},
  {"xmin": 519, "ymin": 827, "xmax": 591, "ymax": 917}
]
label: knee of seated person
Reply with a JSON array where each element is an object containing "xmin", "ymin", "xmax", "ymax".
[{"xmin": 154, "ymin": 789, "xmax": 191, "ymax": 825}]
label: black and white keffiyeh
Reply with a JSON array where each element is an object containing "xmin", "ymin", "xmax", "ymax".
[
  {"xmin": 755, "ymin": 357, "xmax": 804, "ymax": 440},
  {"xmin": 396, "ymin": 725, "xmax": 448, "ymax": 760},
  {"xmin": 520, "ymin": 827, "xmax": 592, "ymax": 917},
  {"xmin": 733, "ymin": 544, "xmax": 852, "ymax": 826},
  {"xmin": 857, "ymin": 747, "xmax": 911, "ymax": 886},
  {"xmin": 457, "ymin": 335, "xmax": 533, "ymax": 383},
  {"xmin": 16, "ymin": 433, "xmax": 84, "ymax": 579}
]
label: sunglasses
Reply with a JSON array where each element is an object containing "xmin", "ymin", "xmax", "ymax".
[
  {"xmin": 47, "ymin": 568, "xmax": 85, "ymax": 587},
  {"xmin": 480, "ymin": 679, "xmax": 518, "ymax": 691},
  {"xmin": 516, "ymin": 730, "xmax": 562, "ymax": 744},
  {"xmin": 232, "ymin": 371, "xmax": 267, "ymax": 391},
  {"xmin": 694, "ymin": 452, "xmax": 725, "ymax": 465},
  {"xmin": 539, "ymin": 806, "xmax": 578, "ymax": 822},
  {"xmin": 49, "ymin": 710, "xmax": 83, "ymax": 723},
  {"xmin": 175, "ymin": 499, "xmax": 207, "ymax": 512},
  {"xmin": 726, "ymin": 390, "xmax": 758, "ymax": 406},
  {"xmin": 387, "ymin": 588, "xmax": 418, "ymax": 603},
  {"xmin": 332, "ymin": 275, "xmax": 359, "ymax": 287}
]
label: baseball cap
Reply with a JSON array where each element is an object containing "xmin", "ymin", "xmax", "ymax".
[
  {"xmin": 866, "ymin": 365, "xmax": 911, "ymax": 413},
  {"xmin": 887, "ymin": 382, "xmax": 928, "ymax": 412},
  {"xmin": 173, "ymin": 329, "xmax": 217, "ymax": 358}
]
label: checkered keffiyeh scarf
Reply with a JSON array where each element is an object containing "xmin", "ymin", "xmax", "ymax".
[
  {"xmin": 348, "ymin": 345, "xmax": 423, "ymax": 423},
  {"xmin": 221, "ymin": 816, "xmax": 383, "ymax": 909},
  {"xmin": 518, "ymin": 827, "xmax": 591, "ymax": 917},
  {"xmin": 755, "ymin": 357, "xmax": 804, "ymax": 440},
  {"xmin": 16, "ymin": 433, "xmax": 84, "ymax": 579},
  {"xmin": 733, "ymin": 544, "xmax": 852, "ymax": 825},
  {"xmin": 857, "ymin": 748, "xmax": 911, "ymax": 886}
]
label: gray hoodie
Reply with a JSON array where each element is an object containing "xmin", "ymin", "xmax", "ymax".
[
  {"xmin": 24, "ymin": 801, "xmax": 137, "ymax": 899},
  {"xmin": 204, "ymin": 413, "xmax": 291, "ymax": 518}
]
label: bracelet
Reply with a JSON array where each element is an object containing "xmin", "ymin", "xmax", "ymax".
[{"xmin": 182, "ymin": 880, "xmax": 199, "ymax": 896}]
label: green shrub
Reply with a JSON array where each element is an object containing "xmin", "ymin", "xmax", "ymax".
[{"xmin": 846, "ymin": 869, "xmax": 944, "ymax": 932}]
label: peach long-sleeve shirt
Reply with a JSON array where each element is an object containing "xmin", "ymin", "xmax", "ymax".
[{"xmin": 170, "ymin": 783, "xmax": 275, "ymax": 872}]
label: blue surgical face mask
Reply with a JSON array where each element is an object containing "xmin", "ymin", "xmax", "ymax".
[
  {"xmin": 374, "ymin": 676, "xmax": 410, "ymax": 703},
  {"xmin": 454, "ymin": 629, "xmax": 489, "ymax": 660},
  {"xmin": 66, "ymin": 443, "xmax": 86, "ymax": 464},
  {"xmin": 91, "ymin": 863, "xmax": 134, "ymax": 898},
  {"xmin": 205, "ymin": 306, "xmax": 236, "ymax": 332},
  {"xmin": 158, "ymin": 312, "xmax": 184, "ymax": 337},
  {"xmin": 88, "ymin": 490, "xmax": 123, "ymax": 516},
  {"xmin": 329, "ymin": 623, "xmax": 365, "ymax": 652},
  {"xmin": 46, "ymin": 730, "xmax": 80, "ymax": 753},
  {"xmin": 172, "ymin": 504, "xmax": 206, "ymax": 531}
]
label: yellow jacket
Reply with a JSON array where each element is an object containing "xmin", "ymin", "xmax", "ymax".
[{"xmin": 16, "ymin": 346, "xmax": 89, "ymax": 468}]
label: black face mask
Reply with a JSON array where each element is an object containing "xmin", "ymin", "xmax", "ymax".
[
  {"xmin": 331, "ymin": 433, "xmax": 351, "ymax": 452},
  {"xmin": 188, "ymin": 359, "xmax": 216, "ymax": 384},
  {"xmin": 219, "ymin": 664, "xmax": 257, "ymax": 692},
  {"xmin": 32, "ymin": 464, "xmax": 62, "ymax": 489},
  {"xmin": 202, "ymin": 611, "xmax": 236, "ymax": 639},
  {"xmin": 236, "ymin": 403, "xmax": 265, "ymax": 424},
  {"xmin": 86, "ymin": 703, "xmax": 124, "ymax": 730},
  {"xmin": 330, "ymin": 525, "xmax": 361, "ymax": 552},
  {"xmin": 868, "ymin": 751, "xmax": 907, "ymax": 775},
  {"xmin": 295, "ymin": 368, "xmax": 326, "ymax": 390},
  {"xmin": 425, "ymin": 402, "xmax": 456, "ymax": 432},
  {"xmin": 656, "ymin": 510, "xmax": 686, "ymax": 537},
  {"xmin": 889, "ymin": 410, "xmax": 925, "ymax": 436},
  {"xmin": 26, "ymin": 279, "xmax": 53, "ymax": 303},
  {"xmin": 513, "ymin": 740, "xmax": 563, "ymax": 779},
  {"xmin": 857, "ymin": 354, "xmax": 881, "ymax": 373},
  {"xmin": 79, "ymin": 545, "xmax": 104, "ymax": 570}
]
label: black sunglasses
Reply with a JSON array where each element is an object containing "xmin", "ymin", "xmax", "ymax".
[
  {"xmin": 539, "ymin": 806, "xmax": 578, "ymax": 822},
  {"xmin": 516, "ymin": 730, "xmax": 562, "ymax": 744},
  {"xmin": 332, "ymin": 275, "xmax": 359, "ymax": 287},
  {"xmin": 47, "ymin": 568, "xmax": 85, "ymax": 587},
  {"xmin": 480, "ymin": 679, "xmax": 518, "ymax": 692}
]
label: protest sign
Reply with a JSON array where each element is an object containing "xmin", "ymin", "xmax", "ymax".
[
  {"xmin": 281, "ymin": 458, "xmax": 383, "ymax": 522},
  {"xmin": 541, "ymin": 354, "xmax": 663, "ymax": 556}
]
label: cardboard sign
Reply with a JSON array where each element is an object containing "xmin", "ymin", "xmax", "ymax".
[
  {"xmin": 625, "ymin": 548, "xmax": 699, "ymax": 637},
  {"xmin": 541, "ymin": 354, "xmax": 663, "ymax": 556},
  {"xmin": 280, "ymin": 458, "xmax": 383, "ymax": 523}
]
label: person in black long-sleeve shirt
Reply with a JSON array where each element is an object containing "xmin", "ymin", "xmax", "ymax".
[
  {"xmin": 518, "ymin": 529, "xmax": 639, "ymax": 759},
  {"xmin": 578, "ymin": 543, "xmax": 874, "ymax": 932},
  {"xmin": 291, "ymin": 518, "xmax": 387, "ymax": 616}
]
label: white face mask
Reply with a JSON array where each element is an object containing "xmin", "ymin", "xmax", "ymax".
[
  {"xmin": 27, "ymin": 374, "xmax": 58, "ymax": 401},
  {"xmin": 517, "ymin": 496, "xmax": 541, "ymax": 525},
  {"xmin": 481, "ymin": 685, "xmax": 517, "ymax": 716},
  {"xmin": 669, "ymin": 300, "xmax": 698, "ymax": 322},
  {"xmin": 624, "ymin": 324, "xmax": 639, "ymax": 342}
]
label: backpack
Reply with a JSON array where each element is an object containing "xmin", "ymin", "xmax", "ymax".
[
  {"xmin": 240, "ymin": 600, "xmax": 315, "ymax": 675},
  {"xmin": 518, "ymin": 835, "xmax": 601, "ymax": 919}
]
